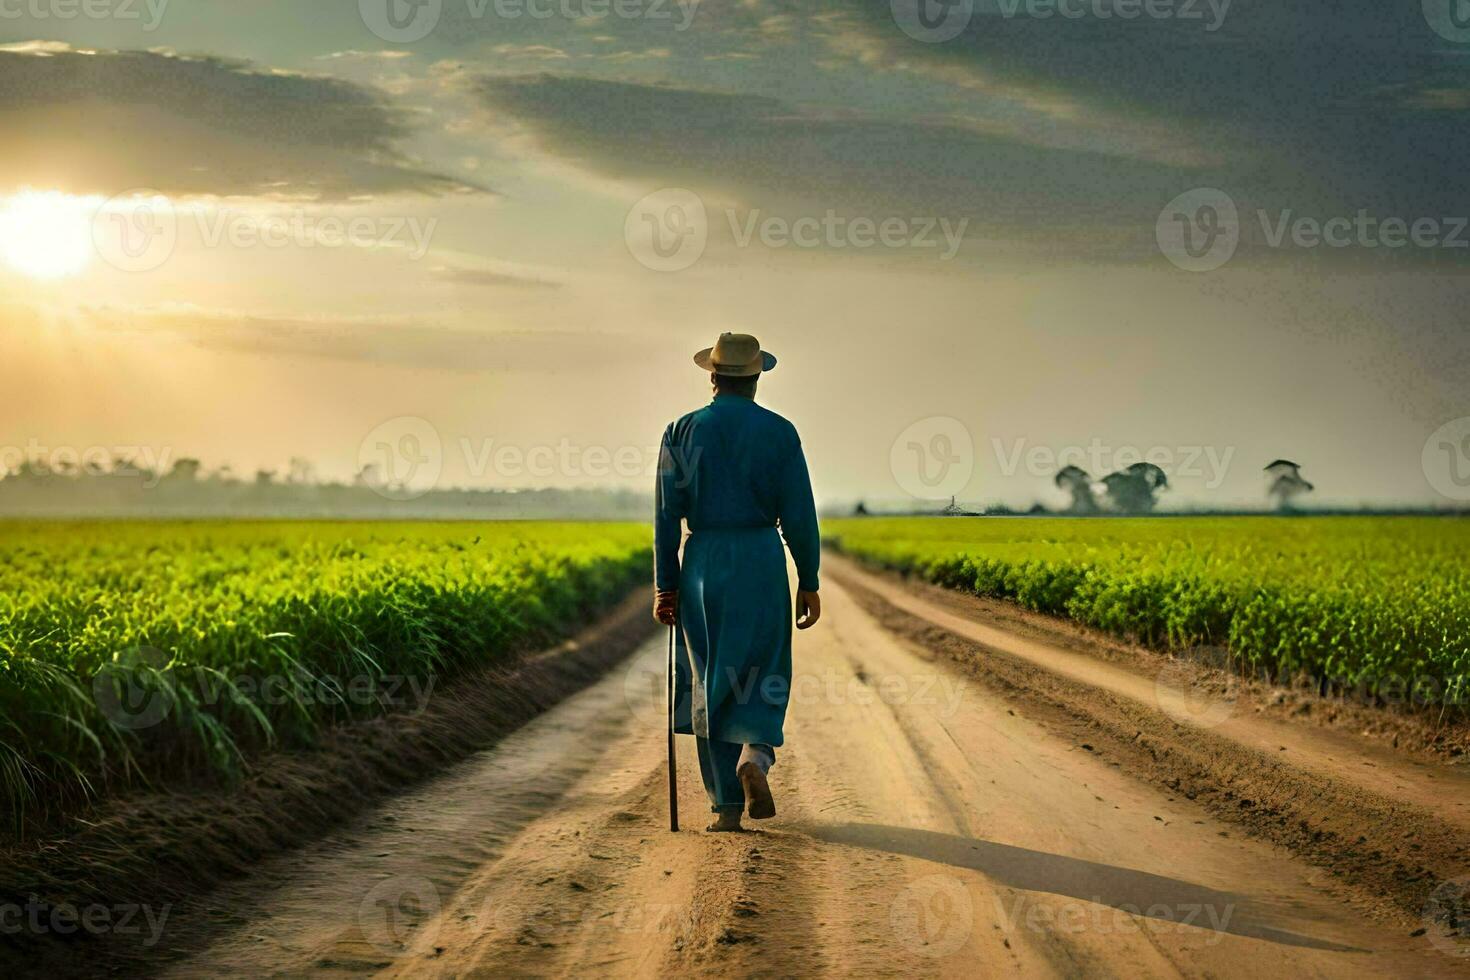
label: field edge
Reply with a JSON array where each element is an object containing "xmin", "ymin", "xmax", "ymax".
[
  {"xmin": 0, "ymin": 588, "xmax": 658, "ymax": 976},
  {"xmin": 830, "ymin": 559, "xmax": 1470, "ymax": 924}
]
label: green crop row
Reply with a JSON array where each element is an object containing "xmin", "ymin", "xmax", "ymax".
[
  {"xmin": 0, "ymin": 521, "xmax": 650, "ymax": 830},
  {"xmin": 826, "ymin": 516, "xmax": 1470, "ymax": 709}
]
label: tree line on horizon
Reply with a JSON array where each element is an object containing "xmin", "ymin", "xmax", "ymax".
[{"xmin": 0, "ymin": 454, "xmax": 650, "ymax": 520}]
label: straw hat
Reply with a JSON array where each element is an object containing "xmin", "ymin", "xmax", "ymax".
[{"xmin": 693, "ymin": 332, "xmax": 777, "ymax": 376}]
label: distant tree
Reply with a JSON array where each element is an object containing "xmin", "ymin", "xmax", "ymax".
[
  {"xmin": 1264, "ymin": 459, "xmax": 1313, "ymax": 511},
  {"xmin": 355, "ymin": 463, "xmax": 382, "ymax": 488},
  {"xmin": 254, "ymin": 468, "xmax": 276, "ymax": 487},
  {"xmin": 1101, "ymin": 462, "xmax": 1169, "ymax": 513},
  {"xmin": 167, "ymin": 458, "xmax": 202, "ymax": 481},
  {"xmin": 853, "ymin": 500, "xmax": 870, "ymax": 516},
  {"xmin": 287, "ymin": 457, "xmax": 314, "ymax": 485},
  {"xmin": 1054, "ymin": 465, "xmax": 1099, "ymax": 513}
]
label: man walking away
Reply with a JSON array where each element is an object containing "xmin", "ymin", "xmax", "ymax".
[{"xmin": 654, "ymin": 332, "xmax": 822, "ymax": 832}]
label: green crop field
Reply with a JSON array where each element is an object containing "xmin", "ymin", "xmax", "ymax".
[
  {"xmin": 826, "ymin": 516, "xmax": 1470, "ymax": 709},
  {"xmin": 0, "ymin": 521, "xmax": 650, "ymax": 828}
]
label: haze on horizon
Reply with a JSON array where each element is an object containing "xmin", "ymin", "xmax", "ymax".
[{"xmin": 1, "ymin": 0, "xmax": 1467, "ymax": 512}]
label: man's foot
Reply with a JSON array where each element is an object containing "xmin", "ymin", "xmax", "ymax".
[
  {"xmin": 737, "ymin": 761, "xmax": 776, "ymax": 819},
  {"xmin": 706, "ymin": 811, "xmax": 743, "ymax": 832}
]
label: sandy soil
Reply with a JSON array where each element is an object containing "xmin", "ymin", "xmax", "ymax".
[
  {"xmin": 831, "ymin": 554, "xmax": 1470, "ymax": 830},
  {"xmin": 161, "ymin": 565, "xmax": 1467, "ymax": 979}
]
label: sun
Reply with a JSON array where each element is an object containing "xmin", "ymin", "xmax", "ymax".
[{"xmin": 0, "ymin": 190, "xmax": 94, "ymax": 280}]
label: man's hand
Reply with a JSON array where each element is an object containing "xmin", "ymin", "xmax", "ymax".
[
  {"xmin": 653, "ymin": 589, "xmax": 678, "ymax": 626},
  {"xmin": 796, "ymin": 590, "xmax": 821, "ymax": 630}
]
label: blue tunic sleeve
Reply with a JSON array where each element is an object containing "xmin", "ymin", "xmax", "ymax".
[
  {"xmin": 779, "ymin": 433, "xmax": 821, "ymax": 592},
  {"xmin": 654, "ymin": 423, "xmax": 685, "ymax": 591}
]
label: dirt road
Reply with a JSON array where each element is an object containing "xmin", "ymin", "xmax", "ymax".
[{"xmin": 164, "ymin": 565, "xmax": 1461, "ymax": 978}]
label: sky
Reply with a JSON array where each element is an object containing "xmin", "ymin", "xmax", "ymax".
[{"xmin": 1, "ymin": 0, "xmax": 1468, "ymax": 510}]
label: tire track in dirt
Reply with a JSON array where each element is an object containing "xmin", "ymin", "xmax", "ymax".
[{"xmin": 828, "ymin": 557, "xmax": 1470, "ymax": 926}]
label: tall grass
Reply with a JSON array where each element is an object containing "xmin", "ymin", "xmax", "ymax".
[
  {"xmin": 827, "ymin": 516, "xmax": 1470, "ymax": 709},
  {"xmin": 0, "ymin": 521, "xmax": 650, "ymax": 832}
]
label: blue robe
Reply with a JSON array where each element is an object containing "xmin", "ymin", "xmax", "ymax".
[{"xmin": 655, "ymin": 394, "xmax": 820, "ymax": 747}]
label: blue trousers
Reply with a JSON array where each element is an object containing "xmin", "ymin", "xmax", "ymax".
[{"xmin": 696, "ymin": 738, "xmax": 775, "ymax": 813}]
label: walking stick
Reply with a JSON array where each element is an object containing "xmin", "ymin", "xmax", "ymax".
[{"xmin": 666, "ymin": 623, "xmax": 680, "ymax": 832}]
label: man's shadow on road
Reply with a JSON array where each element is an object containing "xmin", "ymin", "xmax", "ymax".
[{"xmin": 799, "ymin": 822, "xmax": 1362, "ymax": 952}]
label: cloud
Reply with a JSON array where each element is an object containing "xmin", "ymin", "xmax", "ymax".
[
  {"xmin": 0, "ymin": 43, "xmax": 483, "ymax": 200},
  {"xmin": 72, "ymin": 303, "xmax": 645, "ymax": 373},
  {"xmin": 472, "ymin": 72, "xmax": 1189, "ymax": 249},
  {"xmin": 315, "ymin": 50, "xmax": 415, "ymax": 61},
  {"xmin": 464, "ymin": 0, "xmax": 1470, "ymax": 256},
  {"xmin": 805, "ymin": 1, "xmax": 1470, "ymax": 218},
  {"xmin": 430, "ymin": 264, "xmax": 563, "ymax": 289},
  {"xmin": 490, "ymin": 44, "xmax": 572, "ymax": 60}
]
